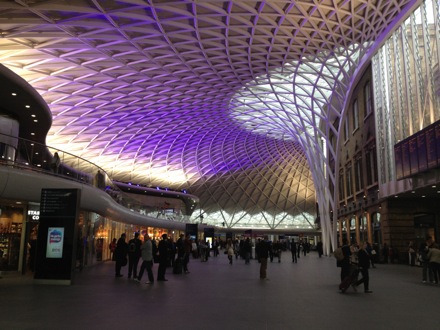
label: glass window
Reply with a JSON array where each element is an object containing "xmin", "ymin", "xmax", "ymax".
[
  {"xmin": 365, "ymin": 147, "xmax": 378, "ymax": 186},
  {"xmin": 344, "ymin": 117, "xmax": 349, "ymax": 141},
  {"xmin": 339, "ymin": 171, "xmax": 345, "ymax": 201},
  {"xmin": 354, "ymin": 157, "xmax": 363, "ymax": 192},
  {"xmin": 353, "ymin": 99, "xmax": 359, "ymax": 131},
  {"xmin": 350, "ymin": 217, "xmax": 356, "ymax": 230},
  {"xmin": 346, "ymin": 165, "xmax": 352, "ymax": 197},
  {"xmin": 364, "ymin": 81, "xmax": 372, "ymax": 117}
]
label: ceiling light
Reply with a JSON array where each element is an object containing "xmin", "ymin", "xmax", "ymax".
[
  {"xmin": 25, "ymin": 105, "xmax": 30, "ymax": 108},
  {"xmin": 11, "ymin": 93, "xmax": 16, "ymax": 96}
]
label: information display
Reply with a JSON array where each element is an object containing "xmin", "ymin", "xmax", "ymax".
[
  {"xmin": 46, "ymin": 227, "xmax": 65, "ymax": 258},
  {"xmin": 395, "ymin": 120, "xmax": 440, "ymax": 180}
]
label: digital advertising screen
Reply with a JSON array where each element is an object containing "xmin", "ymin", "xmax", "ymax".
[{"xmin": 46, "ymin": 227, "xmax": 65, "ymax": 259}]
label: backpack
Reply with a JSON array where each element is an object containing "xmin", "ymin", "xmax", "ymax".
[
  {"xmin": 333, "ymin": 247, "xmax": 344, "ymax": 261},
  {"xmin": 129, "ymin": 241, "xmax": 136, "ymax": 253}
]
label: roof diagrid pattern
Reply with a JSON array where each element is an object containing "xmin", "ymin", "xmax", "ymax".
[{"xmin": 0, "ymin": 0, "xmax": 415, "ymax": 234}]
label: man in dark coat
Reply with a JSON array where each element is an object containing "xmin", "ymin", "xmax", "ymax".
[
  {"xmin": 256, "ymin": 236, "xmax": 270, "ymax": 279},
  {"xmin": 127, "ymin": 232, "xmax": 142, "ymax": 279},
  {"xmin": 291, "ymin": 239, "xmax": 297, "ymax": 263},
  {"xmin": 243, "ymin": 238, "xmax": 252, "ymax": 264},
  {"xmin": 353, "ymin": 242, "xmax": 373, "ymax": 293},
  {"xmin": 115, "ymin": 233, "xmax": 128, "ymax": 277},
  {"xmin": 340, "ymin": 237, "xmax": 351, "ymax": 282},
  {"xmin": 157, "ymin": 234, "xmax": 170, "ymax": 281}
]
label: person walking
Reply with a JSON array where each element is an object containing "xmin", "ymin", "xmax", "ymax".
[
  {"xmin": 136, "ymin": 234, "xmax": 154, "ymax": 284},
  {"xmin": 51, "ymin": 152, "xmax": 61, "ymax": 173},
  {"xmin": 291, "ymin": 239, "xmax": 297, "ymax": 263},
  {"xmin": 157, "ymin": 234, "xmax": 170, "ymax": 281},
  {"xmin": 420, "ymin": 236, "xmax": 434, "ymax": 283},
  {"xmin": 353, "ymin": 242, "xmax": 373, "ymax": 293},
  {"xmin": 183, "ymin": 234, "xmax": 192, "ymax": 273},
  {"xmin": 427, "ymin": 243, "xmax": 440, "ymax": 284},
  {"xmin": 109, "ymin": 238, "xmax": 117, "ymax": 261},
  {"xmin": 317, "ymin": 241, "xmax": 323, "ymax": 258},
  {"xmin": 114, "ymin": 233, "xmax": 128, "ymax": 278},
  {"xmin": 127, "ymin": 232, "xmax": 142, "ymax": 279},
  {"xmin": 273, "ymin": 240, "xmax": 282, "ymax": 263},
  {"xmin": 408, "ymin": 241, "xmax": 416, "ymax": 266},
  {"xmin": 243, "ymin": 238, "xmax": 252, "ymax": 264},
  {"xmin": 212, "ymin": 238, "xmax": 219, "ymax": 257},
  {"xmin": 226, "ymin": 239, "xmax": 234, "ymax": 265},
  {"xmin": 256, "ymin": 236, "xmax": 270, "ymax": 279},
  {"xmin": 339, "ymin": 238, "xmax": 351, "ymax": 282},
  {"xmin": 176, "ymin": 233, "xmax": 185, "ymax": 268}
]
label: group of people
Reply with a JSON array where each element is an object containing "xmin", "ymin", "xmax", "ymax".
[
  {"xmin": 111, "ymin": 232, "xmax": 214, "ymax": 282},
  {"xmin": 336, "ymin": 236, "xmax": 440, "ymax": 293},
  {"xmin": 417, "ymin": 236, "xmax": 440, "ymax": 284},
  {"xmin": 112, "ymin": 232, "xmax": 168, "ymax": 283},
  {"xmin": 222, "ymin": 237, "xmax": 315, "ymax": 265}
]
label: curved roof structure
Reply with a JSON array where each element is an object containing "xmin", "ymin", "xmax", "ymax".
[{"xmin": 0, "ymin": 0, "xmax": 417, "ymax": 234}]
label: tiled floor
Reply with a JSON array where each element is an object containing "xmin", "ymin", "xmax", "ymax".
[{"xmin": 0, "ymin": 251, "xmax": 438, "ymax": 330}]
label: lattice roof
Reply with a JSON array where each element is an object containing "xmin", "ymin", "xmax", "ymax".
[{"xmin": 0, "ymin": 0, "xmax": 414, "ymax": 229}]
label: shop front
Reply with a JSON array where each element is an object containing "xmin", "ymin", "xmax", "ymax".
[{"xmin": 0, "ymin": 201, "xmax": 25, "ymax": 272}]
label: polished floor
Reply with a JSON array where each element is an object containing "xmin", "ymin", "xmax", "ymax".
[{"xmin": 0, "ymin": 251, "xmax": 438, "ymax": 330}]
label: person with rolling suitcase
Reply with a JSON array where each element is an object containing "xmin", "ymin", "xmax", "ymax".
[
  {"xmin": 339, "ymin": 264, "xmax": 359, "ymax": 293},
  {"xmin": 338, "ymin": 238, "xmax": 354, "ymax": 292}
]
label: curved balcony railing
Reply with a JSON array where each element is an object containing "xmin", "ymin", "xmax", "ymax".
[{"xmin": 0, "ymin": 133, "xmax": 192, "ymax": 223}]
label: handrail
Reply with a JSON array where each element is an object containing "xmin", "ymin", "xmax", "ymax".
[{"xmin": 0, "ymin": 133, "xmax": 191, "ymax": 222}]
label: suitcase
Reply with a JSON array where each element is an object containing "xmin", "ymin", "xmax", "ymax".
[
  {"xmin": 173, "ymin": 258, "xmax": 183, "ymax": 274},
  {"xmin": 339, "ymin": 267, "xmax": 359, "ymax": 292}
]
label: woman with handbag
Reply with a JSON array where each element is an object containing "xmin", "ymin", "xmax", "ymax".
[{"xmin": 226, "ymin": 239, "xmax": 234, "ymax": 265}]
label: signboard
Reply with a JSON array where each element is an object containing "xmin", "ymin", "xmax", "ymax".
[
  {"xmin": 34, "ymin": 189, "xmax": 80, "ymax": 285},
  {"xmin": 185, "ymin": 223, "xmax": 198, "ymax": 240}
]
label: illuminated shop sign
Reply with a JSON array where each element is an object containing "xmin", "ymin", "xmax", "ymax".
[{"xmin": 28, "ymin": 210, "xmax": 40, "ymax": 221}]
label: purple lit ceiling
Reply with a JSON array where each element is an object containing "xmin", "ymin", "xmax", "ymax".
[{"xmin": 0, "ymin": 0, "xmax": 414, "ymax": 229}]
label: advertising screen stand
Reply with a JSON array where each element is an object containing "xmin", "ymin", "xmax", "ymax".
[{"xmin": 34, "ymin": 189, "xmax": 80, "ymax": 285}]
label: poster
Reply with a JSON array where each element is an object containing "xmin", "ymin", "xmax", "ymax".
[{"xmin": 46, "ymin": 227, "xmax": 64, "ymax": 258}]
